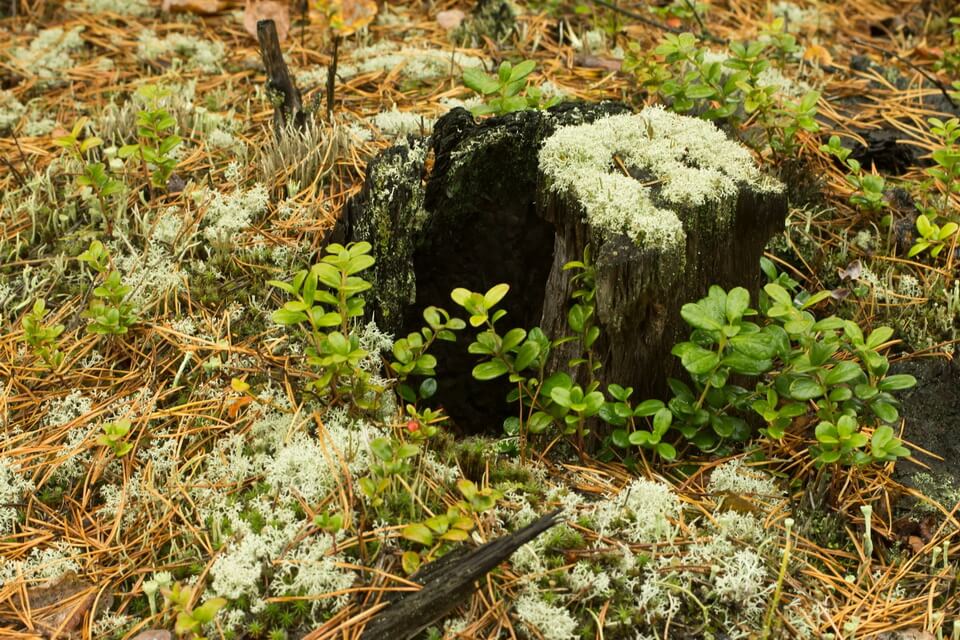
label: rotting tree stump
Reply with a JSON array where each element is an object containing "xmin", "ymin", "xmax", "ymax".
[{"xmin": 337, "ymin": 103, "xmax": 787, "ymax": 433}]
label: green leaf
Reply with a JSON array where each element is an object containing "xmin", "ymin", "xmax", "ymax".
[
  {"xmin": 271, "ymin": 308, "xmax": 307, "ymax": 325},
  {"xmin": 370, "ymin": 438, "xmax": 393, "ymax": 461},
  {"xmin": 865, "ymin": 326, "xmax": 894, "ymax": 349},
  {"xmin": 402, "ymin": 523, "xmax": 434, "ymax": 546},
  {"xmin": 326, "ymin": 332, "xmax": 350, "ymax": 355},
  {"xmin": 483, "ymin": 284, "xmax": 510, "ymax": 308},
  {"xmin": 725, "ymin": 287, "xmax": 750, "ymax": 322},
  {"xmin": 763, "ymin": 283, "xmax": 792, "ymax": 305},
  {"xmin": 583, "ymin": 391, "xmax": 605, "ymax": 415},
  {"xmin": 502, "ymin": 328, "xmax": 527, "ymax": 351},
  {"xmin": 192, "ymin": 598, "xmax": 227, "ymax": 624},
  {"xmin": 527, "ymin": 411, "xmax": 554, "ymax": 434},
  {"xmin": 878, "ymin": 374, "xmax": 916, "ymax": 391},
  {"xmin": 509, "ymin": 59, "xmax": 536, "ymax": 82},
  {"xmin": 550, "ymin": 387, "xmax": 572, "ymax": 407},
  {"xmin": 567, "ymin": 304, "xmax": 586, "ymax": 333},
  {"xmin": 815, "ymin": 421, "xmax": 839, "ymax": 444},
  {"xmin": 679, "ymin": 344, "xmax": 720, "ymax": 375},
  {"xmin": 450, "ymin": 288, "xmax": 472, "ymax": 307},
  {"xmin": 871, "ymin": 400, "xmax": 899, "ymax": 423},
  {"xmin": 419, "ymin": 378, "xmax": 438, "ymax": 399},
  {"xmin": 634, "ymin": 399, "xmax": 664, "ymax": 417},
  {"xmin": 789, "ymin": 377, "xmax": 824, "ymax": 400},
  {"xmin": 175, "ymin": 612, "xmax": 200, "ymax": 635},
  {"xmin": 656, "ymin": 442, "xmax": 677, "ymax": 460},
  {"xmin": 313, "ymin": 263, "xmax": 341, "ymax": 289},
  {"xmin": 610, "ymin": 429, "xmax": 630, "ymax": 448},
  {"xmin": 472, "ymin": 360, "xmax": 509, "ymax": 380},
  {"xmin": 824, "ymin": 360, "xmax": 862, "ymax": 385},
  {"xmin": 514, "ymin": 340, "xmax": 540, "ymax": 371},
  {"xmin": 680, "ymin": 302, "xmax": 723, "ymax": 331},
  {"xmin": 402, "ymin": 550, "xmax": 421, "ymax": 574},
  {"xmin": 652, "ymin": 408, "xmax": 672, "ymax": 434}
]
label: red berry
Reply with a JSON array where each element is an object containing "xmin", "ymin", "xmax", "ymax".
[{"xmin": 406, "ymin": 419, "xmax": 420, "ymax": 432}]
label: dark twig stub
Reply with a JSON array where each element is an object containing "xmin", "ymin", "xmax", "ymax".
[
  {"xmin": 360, "ymin": 509, "xmax": 564, "ymax": 640},
  {"xmin": 256, "ymin": 19, "xmax": 308, "ymax": 136}
]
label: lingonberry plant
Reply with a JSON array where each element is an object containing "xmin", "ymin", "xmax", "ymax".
[
  {"xmin": 118, "ymin": 84, "xmax": 182, "ymax": 191},
  {"xmin": 612, "ymin": 269, "xmax": 916, "ymax": 466},
  {"xmin": 462, "ymin": 59, "xmax": 560, "ymax": 116},
  {"xmin": 21, "ymin": 299, "xmax": 65, "ymax": 370},
  {"xmin": 78, "ymin": 240, "xmax": 139, "ymax": 336},
  {"xmin": 269, "ymin": 241, "xmax": 381, "ymax": 409}
]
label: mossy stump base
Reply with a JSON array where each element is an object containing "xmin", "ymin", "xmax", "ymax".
[{"xmin": 337, "ymin": 103, "xmax": 787, "ymax": 433}]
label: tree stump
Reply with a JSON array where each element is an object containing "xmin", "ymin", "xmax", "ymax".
[{"xmin": 339, "ymin": 103, "xmax": 787, "ymax": 433}]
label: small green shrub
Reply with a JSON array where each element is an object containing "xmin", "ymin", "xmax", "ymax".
[
  {"xmin": 269, "ymin": 241, "xmax": 380, "ymax": 408},
  {"xmin": 21, "ymin": 299, "xmax": 65, "ymax": 369},
  {"xmin": 97, "ymin": 418, "xmax": 134, "ymax": 457},
  {"xmin": 78, "ymin": 240, "xmax": 139, "ymax": 336},
  {"xmin": 53, "ymin": 116, "xmax": 123, "ymax": 227},
  {"xmin": 624, "ymin": 30, "xmax": 820, "ymax": 155},
  {"xmin": 161, "ymin": 580, "xmax": 227, "ymax": 640},
  {"xmin": 820, "ymin": 135, "xmax": 888, "ymax": 212},
  {"xmin": 611, "ymin": 266, "xmax": 916, "ymax": 466},
  {"xmin": 462, "ymin": 59, "xmax": 559, "ymax": 116},
  {"xmin": 909, "ymin": 117, "xmax": 959, "ymax": 260},
  {"xmin": 118, "ymin": 84, "xmax": 182, "ymax": 190}
]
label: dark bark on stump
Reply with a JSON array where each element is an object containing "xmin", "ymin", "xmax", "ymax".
[
  {"xmin": 360, "ymin": 510, "xmax": 562, "ymax": 640},
  {"xmin": 340, "ymin": 103, "xmax": 787, "ymax": 434},
  {"xmin": 256, "ymin": 19, "xmax": 307, "ymax": 136}
]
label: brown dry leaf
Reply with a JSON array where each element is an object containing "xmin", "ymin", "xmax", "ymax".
[
  {"xmin": 575, "ymin": 54, "xmax": 622, "ymax": 71},
  {"xmin": 907, "ymin": 535, "xmax": 926, "ymax": 554},
  {"xmin": 131, "ymin": 632, "xmax": 173, "ymax": 640},
  {"xmin": 244, "ymin": 0, "xmax": 291, "ymax": 42},
  {"xmin": 162, "ymin": 0, "xmax": 222, "ymax": 14},
  {"xmin": 803, "ymin": 42, "xmax": 833, "ymax": 67},
  {"xmin": 436, "ymin": 9, "xmax": 465, "ymax": 31},
  {"xmin": 12, "ymin": 572, "xmax": 98, "ymax": 638},
  {"xmin": 330, "ymin": 0, "xmax": 378, "ymax": 36}
]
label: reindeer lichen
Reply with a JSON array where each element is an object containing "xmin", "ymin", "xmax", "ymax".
[{"xmin": 538, "ymin": 107, "xmax": 783, "ymax": 253}]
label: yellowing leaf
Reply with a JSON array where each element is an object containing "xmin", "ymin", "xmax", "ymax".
[
  {"xmin": 322, "ymin": 0, "xmax": 378, "ymax": 36},
  {"xmin": 803, "ymin": 43, "xmax": 833, "ymax": 67},
  {"xmin": 244, "ymin": 0, "xmax": 291, "ymax": 42}
]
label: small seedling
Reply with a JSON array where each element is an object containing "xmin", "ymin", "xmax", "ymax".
[
  {"xmin": 22, "ymin": 299, "xmax": 65, "ymax": 370},
  {"xmin": 118, "ymin": 84, "xmax": 182, "ymax": 191},
  {"xmin": 97, "ymin": 418, "xmax": 134, "ymax": 457},
  {"xmin": 463, "ymin": 60, "xmax": 559, "ymax": 116}
]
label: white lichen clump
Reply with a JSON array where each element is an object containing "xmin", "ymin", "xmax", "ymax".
[
  {"xmin": 514, "ymin": 588, "xmax": 580, "ymax": 640},
  {"xmin": 197, "ymin": 184, "xmax": 269, "ymax": 250},
  {"xmin": 0, "ymin": 460, "xmax": 33, "ymax": 535},
  {"xmin": 137, "ymin": 30, "xmax": 225, "ymax": 73},
  {"xmin": 539, "ymin": 107, "xmax": 782, "ymax": 252},
  {"xmin": 0, "ymin": 90, "xmax": 26, "ymax": 132},
  {"xmin": 372, "ymin": 108, "xmax": 435, "ymax": 138},
  {"xmin": 68, "ymin": 0, "xmax": 154, "ymax": 16},
  {"xmin": 344, "ymin": 42, "xmax": 484, "ymax": 82},
  {"xmin": 10, "ymin": 27, "xmax": 86, "ymax": 87},
  {"xmin": 592, "ymin": 476, "xmax": 680, "ymax": 542},
  {"xmin": 708, "ymin": 458, "xmax": 783, "ymax": 497}
]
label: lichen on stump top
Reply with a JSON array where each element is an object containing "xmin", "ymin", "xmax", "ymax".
[{"xmin": 538, "ymin": 107, "xmax": 784, "ymax": 253}]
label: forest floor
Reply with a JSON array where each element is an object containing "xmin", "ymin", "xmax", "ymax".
[{"xmin": 0, "ymin": 0, "xmax": 959, "ymax": 639}]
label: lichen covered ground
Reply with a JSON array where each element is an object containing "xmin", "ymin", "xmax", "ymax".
[{"xmin": 0, "ymin": 1, "xmax": 958, "ymax": 639}]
